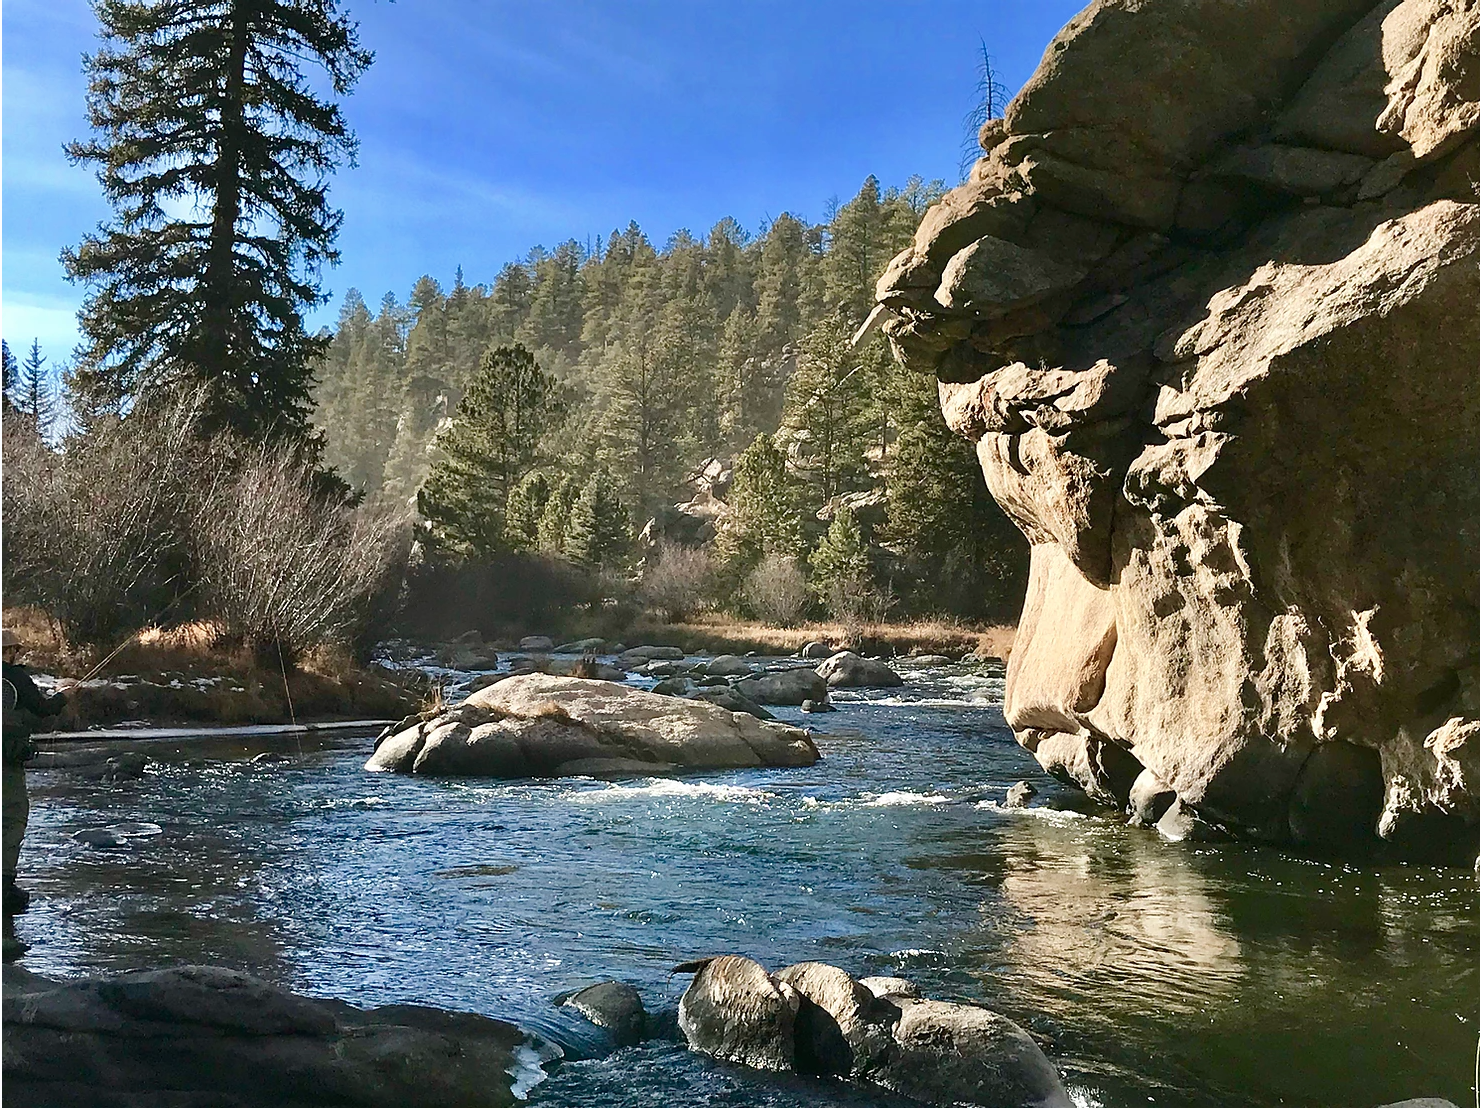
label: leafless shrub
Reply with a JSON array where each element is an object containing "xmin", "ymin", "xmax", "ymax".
[
  {"xmin": 742, "ymin": 553, "xmax": 810, "ymax": 628},
  {"xmin": 639, "ymin": 542, "xmax": 716, "ymax": 622},
  {"xmin": 193, "ymin": 445, "xmax": 409, "ymax": 664},
  {"xmin": 2, "ymin": 392, "xmax": 207, "ymax": 646}
]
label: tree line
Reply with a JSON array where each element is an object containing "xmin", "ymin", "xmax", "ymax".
[{"xmin": 312, "ymin": 177, "xmax": 1026, "ymax": 622}]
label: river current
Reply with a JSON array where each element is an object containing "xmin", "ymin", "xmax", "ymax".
[{"xmin": 16, "ymin": 656, "xmax": 1479, "ymax": 1108}]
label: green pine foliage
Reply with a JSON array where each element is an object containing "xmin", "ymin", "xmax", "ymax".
[
  {"xmin": 417, "ymin": 344, "xmax": 564, "ymax": 558},
  {"xmin": 506, "ymin": 470, "xmax": 553, "ymax": 552},
  {"xmin": 10, "ymin": 340, "xmax": 59, "ymax": 439},
  {"xmin": 565, "ymin": 468, "xmax": 629, "ymax": 570},
  {"xmin": 808, "ymin": 506, "xmax": 874, "ymax": 618},
  {"xmin": 536, "ymin": 475, "xmax": 582, "ymax": 555},
  {"xmin": 64, "ymin": 0, "xmax": 372, "ymax": 441},
  {"xmin": 781, "ymin": 313, "xmax": 875, "ymax": 506},
  {"xmin": 718, "ymin": 434, "xmax": 806, "ymax": 570}
]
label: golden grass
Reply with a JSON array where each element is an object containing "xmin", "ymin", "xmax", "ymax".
[{"xmin": 626, "ymin": 614, "xmax": 1015, "ymax": 659}]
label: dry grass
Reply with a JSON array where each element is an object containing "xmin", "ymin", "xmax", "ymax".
[
  {"xmin": 1, "ymin": 605, "xmax": 421, "ymax": 728},
  {"xmin": 625, "ymin": 614, "xmax": 1015, "ymax": 659}
]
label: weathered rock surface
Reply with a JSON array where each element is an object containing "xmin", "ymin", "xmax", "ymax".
[
  {"xmin": 815, "ymin": 651, "xmax": 906, "ymax": 689},
  {"xmin": 675, "ymin": 957, "xmax": 1071, "ymax": 1107},
  {"xmin": 2, "ymin": 964, "xmax": 543, "ymax": 1108},
  {"xmin": 876, "ymin": 0, "xmax": 1480, "ymax": 861},
  {"xmin": 702, "ymin": 654, "xmax": 756, "ymax": 677},
  {"xmin": 735, "ymin": 668, "xmax": 830, "ymax": 706},
  {"xmin": 366, "ymin": 674, "xmax": 818, "ymax": 777}
]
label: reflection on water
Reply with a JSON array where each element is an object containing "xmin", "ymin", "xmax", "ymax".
[{"xmin": 14, "ymin": 662, "xmax": 1479, "ymax": 1108}]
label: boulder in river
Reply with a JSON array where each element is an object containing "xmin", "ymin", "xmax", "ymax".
[
  {"xmin": 618, "ymin": 645, "xmax": 685, "ymax": 667},
  {"xmin": 815, "ymin": 651, "xmax": 905, "ymax": 689},
  {"xmin": 559, "ymin": 981, "xmax": 646, "ymax": 1048},
  {"xmin": 676, "ymin": 955, "xmax": 799, "ymax": 1072},
  {"xmin": 800, "ymin": 641, "xmax": 834, "ymax": 659},
  {"xmin": 2, "ymin": 964, "xmax": 546, "ymax": 1108},
  {"xmin": 685, "ymin": 685, "xmax": 775, "ymax": 721},
  {"xmin": 1004, "ymin": 780, "xmax": 1038, "ymax": 808},
  {"xmin": 702, "ymin": 655, "xmax": 755, "ymax": 678},
  {"xmin": 871, "ymin": 0, "xmax": 1480, "ymax": 859},
  {"xmin": 735, "ymin": 668, "xmax": 829, "ymax": 706},
  {"xmin": 365, "ymin": 674, "xmax": 818, "ymax": 777},
  {"xmin": 518, "ymin": 635, "xmax": 555, "ymax": 653},
  {"xmin": 675, "ymin": 957, "xmax": 1072, "ymax": 1108}
]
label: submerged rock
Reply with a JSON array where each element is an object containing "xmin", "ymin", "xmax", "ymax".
[
  {"xmin": 873, "ymin": 0, "xmax": 1480, "ymax": 858},
  {"xmin": 2, "ymin": 964, "xmax": 542, "ymax": 1108},
  {"xmin": 365, "ymin": 674, "xmax": 817, "ymax": 777},
  {"xmin": 560, "ymin": 981, "xmax": 646, "ymax": 1048},
  {"xmin": 1004, "ymin": 780, "xmax": 1038, "ymax": 809},
  {"xmin": 815, "ymin": 651, "xmax": 905, "ymax": 689}
]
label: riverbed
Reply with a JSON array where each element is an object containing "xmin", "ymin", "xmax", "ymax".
[{"xmin": 15, "ymin": 657, "xmax": 1478, "ymax": 1108}]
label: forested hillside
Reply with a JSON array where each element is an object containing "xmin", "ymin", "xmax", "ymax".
[{"xmin": 312, "ymin": 175, "xmax": 1027, "ymax": 620}]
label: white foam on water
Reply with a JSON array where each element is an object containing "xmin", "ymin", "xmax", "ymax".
[
  {"xmin": 975, "ymin": 799, "xmax": 1088, "ymax": 823},
  {"xmin": 863, "ymin": 790, "xmax": 953, "ymax": 807},
  {"xmin": 567, "ymin": 778, "xmax": 778, "ymax": 805},
  {"xmin": 1069, "ymin": 1087, "xmax": 1107, "ymax": 1108},
  {"xmin": 507, "ymin": 1035, "xmax": 562, "ymax": 1100}
]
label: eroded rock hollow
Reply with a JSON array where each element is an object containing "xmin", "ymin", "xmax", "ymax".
[{"xmin": 872, "ymin": 0, "xmax": 1480, "ymax": 861}]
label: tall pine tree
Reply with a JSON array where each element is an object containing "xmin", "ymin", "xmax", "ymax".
[
  {"xmin": 418, "ymin": 344, "xmax": 564, "ymax": 557},
  {"xmin": 63, "ymin": 0, "xmax": 372, "ymax": 440}
]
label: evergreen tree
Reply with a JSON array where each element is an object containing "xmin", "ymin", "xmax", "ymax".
[
  {"xmin": 782, "ymin": 314, "xmax": 874, "ymax": 507},
  {"xmin": 1, "ymin": 341, "xmax": 16, "ymax": 410},
  {"xmin": 506, "ymin": 470, "xmax": 552, "ymax": 551},
  {"xmin": 719, "ymin": 433, "xmax": 805, "ymax": 566},
  {"xmin": 565, "ymin": 468, "xmax": 628, "ymax": 570},
  {"xmin": 418, "ymin": 344, "xmax": 564, "ymax": 557},
  {"xmin": 808, "ymin": 505, "xmax": 873, "ymax": 617},
  {"xmin": 12, "ymin": 340, "xmax": 59, "ymax": 438},
  {"xmin": 593, "ymin": 336, "xmax": 688, "ymax": 519},
  {"xmin": 64, "ymin": 0, "xmax": 372, "ymax": 440},
  {"xmin": 536, "ymin": 474, "xmax": 581, "ymax": 555},
  {"xmin": 883, "ymin": 364, "xmax": 1027, "ymax": 618}
]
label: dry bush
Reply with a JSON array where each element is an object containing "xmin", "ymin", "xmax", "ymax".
[
  {"xmin": 639, "ymin": 542, "xmax": 716, "ymax": 622},
  {"xmin": 194, "ymin": 445, "xmax": 409, "ymax": 664},
  {"xmin": 742, "ymin": 554, "xmax": 810, "ymax": 628},
  {"xmin": 2, "ymin": 394, "xmax": 206, "ymax": 646}
]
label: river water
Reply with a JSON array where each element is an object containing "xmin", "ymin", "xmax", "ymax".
[{"xmin": 16, "ymin": 657, "xmax": 1479, "ymax": 1108}]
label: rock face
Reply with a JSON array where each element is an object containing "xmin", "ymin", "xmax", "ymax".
[
  {"xmin": 875, "ymin": 0, "xmax": 1480, "ymax": 861},
  {"xmin": 815, "ymin": 651, "xmax": 906, "ymax": 689},
  {"xmin": 366, "ymin": 674, "xmax": 818, "ymax": 777},
  {"xmin": 2, "ymin": 964, "xmax": 542, "ymax": 1108},
  {"xmin": 675, "ymin": 957, "xmax": 1071, "ymax": 1108}
]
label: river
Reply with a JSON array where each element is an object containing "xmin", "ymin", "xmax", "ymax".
[{"xmin": 15, "ymin": 656, "xmax": 1479, "ymax": 1108}]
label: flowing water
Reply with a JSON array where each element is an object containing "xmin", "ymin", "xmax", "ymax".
[{"xmin": 15, "ymin": 657, "xmax": 1479, "ymax": 1108}]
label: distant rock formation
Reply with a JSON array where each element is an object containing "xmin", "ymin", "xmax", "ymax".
[{"xmin": 873, "ymin": 0, "xmax": 1480, "ymax": 862}]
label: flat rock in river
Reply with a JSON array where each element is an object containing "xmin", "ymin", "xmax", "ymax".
[{"xmin": 366, "ymin": 674, "xmax": 817, "ymax": 777}]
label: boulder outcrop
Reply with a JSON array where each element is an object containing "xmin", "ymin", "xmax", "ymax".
[
  {"xmin": 815, "ymin": 651, "xmax": 906, "ymax": 689},
  {"xmin": 2, "ymin": 964, "xmax": 547, "ymax": 1108},
  {"xmin": 875, "ymin": 0, "xmax": 1480, "ymax": 862},
  {"xmin": 366, "ymin": 674, "xmax": 818, "ymax": 777}
]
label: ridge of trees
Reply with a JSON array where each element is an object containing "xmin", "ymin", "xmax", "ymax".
[{"xmin": 315, "ymin": 173, "xmax": 1028, "ymax": 621}]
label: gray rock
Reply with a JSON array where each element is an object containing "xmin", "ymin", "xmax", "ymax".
[
  {"xmin": 858, "ymin": 976, "xmax": 921, "ymax": 1001},
  {"xmin": 1287, "ymin": 741, "xmax": 1383, "ymax": 852},
  {"xmin": 800, "ymin": 641, "xmax": 834, "ymax": 660},
  {"xmin": 651, "ymin": 676, "xmax": 694, "ymax": 697},
  {"xmin": 702, "ymin": 655, "xmax": 755, "ymax": 678},
  {"xmin": 561, "ymin": 981, "xmax": 646, "ymax": 1047},
  {"xmin": 774, "ymin": 962, "xmax": 894, "ymax": 1077},
  {"xmin": 518, "ymin": 636, "xmax": 555, "ymax": 653},
  {"xmin": 1375, "ymin": 1102, "xmax": 1463, "ymax": 1108},
  {"xmin": 800, "ymin": 699, "xmax": 836, "ymax": 713},
  {"xmin": 735, "ymin": 668, "xmax": 829, "ymax": 706},
  {"xmin": 1004, "ymin": 780, "xmax": 1038, "ymax": 808},
  {"xmin": 366, "ymin": 675, "xmax": 817, "ymax": 777},
  {"xmin": 685, "ymin": 686, "xmax": 775, "ymax": 721},
  {"xmin": 911, "ymin": 654, "xmax": 954, "ymax": 665},
  {"xmin": 1127, "ymin": 768, "xmax": 1177, "ymax": 826},
  {"xmin": 815, "ymin": 651, "xmax": 905, "ymax": 689},
  {"xmin": 467, "ymin": 673, "xmax": 506, "ymax": 694},
  {"xmin": 555, "ymin": 638, "xmax": 607, "ymax": 654},
  {"xmin": 1155, "ymin": 798, "xmax": 1224, "ymax": 843},
  {"xmin": 251, "ymin": 751, "xmax": 291, "ymax": 765},
  {"xmin": 677, "ymin": 955, "xmax": 799, "ymax": 1072},
  {"xmin": 878, "ymin": 999, "xmax": 1072, "ymax": 1108},
  {"xmin": 2, "ymin": 965, "xmax": 538, "ymax": 1108},
  {"xmin": 638, "ymin": 660, "xmax": 687, "ymax": 677},
  {"xmin": 618, "ymin": 645, "xmax": 685, "ymax": 666}
]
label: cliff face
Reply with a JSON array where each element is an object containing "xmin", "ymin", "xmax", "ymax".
[{"xmin": 874, "ymin": 0, "xmax": 1480, "ymax": 861}]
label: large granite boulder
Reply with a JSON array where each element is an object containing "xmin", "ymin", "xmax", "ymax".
[
  {"xmin": 734, "ymin": 668, "xmax": 830, "ymax": 706},
  {"xmin": 1, "ymin": 964, "xmax": 547, "ymax": 1108},
  {"xmin": 676, "ymin": 956, "xmax": 800, "ymax": 1072},
  {"xmin": 814, "ymin": 651, "xmax": 906, "ymax": 689},
  {"xmin": 873, "ymin": 0, "xmax": 1480, "ymax": 862},
  {"xmin": 366, "ymin": 674, "xmax": 818, "ymax": 777}
]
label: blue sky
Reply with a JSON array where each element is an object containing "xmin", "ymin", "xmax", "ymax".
[{"xmin": 2, "ymin": 0, "xmax": 1082, "ymax": 371}]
